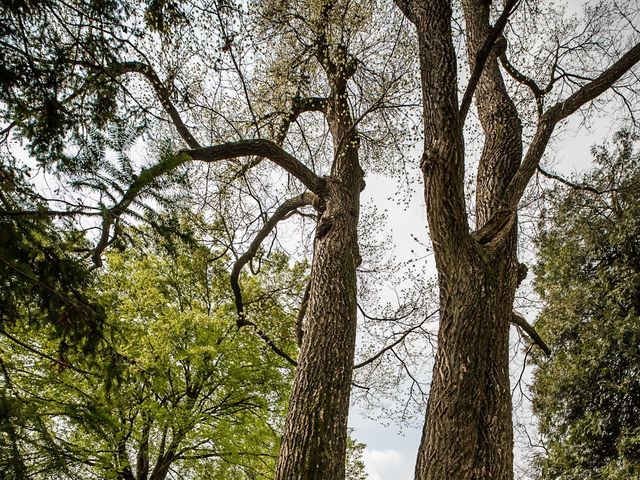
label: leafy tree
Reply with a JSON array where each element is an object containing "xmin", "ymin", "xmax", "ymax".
[
  {"xmin": 0, "ymin": 159, "xmax": 104, "ymax": 351},
  {"xmin": 531, "ymin": 131, "xmax": 640, "ymax": 479},
  {"xmin": 0, "ymin": 221, "xmax": 303, "ymax": 480},
  {"xmin": 345, "ymin": 434, "xmax": 368, "ymax": 480},
  {"xmin": 394, "ymin": 1, "xmax": 640, "ymax": 478},
  {"xmin": 1, "ymin": 1, "xmax": 418, "ymax": 478}
]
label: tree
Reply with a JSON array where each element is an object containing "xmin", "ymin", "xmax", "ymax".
[
  {"xmin": 1, "ymin": 220, "xmax": 301, "ymax": 480},
  {"xmin": 1, "ymin": 1, "xmax": 416, "ymax": 478},
  {"xmin": 393, "ymin": 1, "xmax": 640, "ymax": 478},
  {"xmin": 531, "ymin": 131, "xmax": 640, "ymax": 479},
  {"xmin": 0, "ymin": 161, "xmax": 104, "ymax": 349}
]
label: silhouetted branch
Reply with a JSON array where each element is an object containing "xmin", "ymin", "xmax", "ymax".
[
  {"xmin": 228, "ymin": 191, "xmax": 316, "ymax": 366},
  {"xmin": 354, "ymin": 310, "xmax": 439, "ymax": 369},
  {"xmin": 511, "ymin": 311, "xmax": 550, "ymax": 355}
]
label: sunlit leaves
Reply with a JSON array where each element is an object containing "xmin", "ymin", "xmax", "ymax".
[{"xmin": 1, "ymin": 221, "xmax": 301, "ymax": 479}]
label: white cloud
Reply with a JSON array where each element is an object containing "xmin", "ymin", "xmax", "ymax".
[{"xmin": 363, "ymin": 448, "xmax": 411, "ymax": 480}]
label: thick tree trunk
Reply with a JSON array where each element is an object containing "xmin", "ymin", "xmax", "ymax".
[
  {"xmin": 275, "ymin": 178, "xmax": 360, "ymax": 480},
  {"xmin": 275, "ymin": 60, "xmax": 363, "ymax": 479},
  {"xmin": 399, "ymin": 0, "xmax": 522, "ymax": 478},
  {"xmin": 414, "ymin": 237, "xmax": 518, "ymax": 480}
]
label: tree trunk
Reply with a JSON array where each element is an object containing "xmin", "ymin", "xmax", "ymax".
[
  {"xmin": 275, "ymin": 177, "xmax": 360, "ymax": 480},
  {"xmin": 275, "ymin": 65, "xmax": 363, "ymax": 479},
  {"xmin": 398, "ymin": 0, "xmax": 522, "ymax": 478},
  {"xmin": 414, "ymin": 238, "xmax": 518, "ymax": 480}
]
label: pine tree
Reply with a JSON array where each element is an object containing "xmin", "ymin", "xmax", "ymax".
[{"xmin": 532, "ymin": 131, "xmax": 640, "ymax": 479}]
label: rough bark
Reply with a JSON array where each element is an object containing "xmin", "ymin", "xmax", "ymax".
[
  {"xmin": 401, "ymin": 1, "xmax": 518, "ymax": 477},
  {"xmin": 275, "ymin": 48, "xmax": 363, "ymax": 479},
  {"xmin": 275, "ymin": 176, "xmax": 360, "ymax": 480},
  {"xmin": 398, "ymin": 0, "xmax": 640, "ymax": 478}
]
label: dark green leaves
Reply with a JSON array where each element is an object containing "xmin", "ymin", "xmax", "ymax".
[{"xmin": 532, "ymin": 130, "xmax": 640, "ymax": 479}]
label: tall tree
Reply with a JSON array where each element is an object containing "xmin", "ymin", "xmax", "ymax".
[
  {"xmin": 1, "ymin": 1, "xmax": 416, "ymax": 478},
  {"xmin": 531, "ymin": 131, "xmax": 640, "ymax": 480},
  {"xmin": 393, "ymin": 1, "xmax": 640, "ymax": 478}
]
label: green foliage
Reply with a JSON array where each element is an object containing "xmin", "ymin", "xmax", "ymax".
[
  {"xmin": 0, "ymin": 160, "xmax": 105, "ymax": 350},
  {"xmin": 0, "ymin": 0, "xmax": 193, "ymax": 167},
  {"xmin": 531, "ymin": 131, "xmax": 640, "ymax": 479},
  {"xmin": 345, "ymin": 432, "xmax": 368, "ymax": 480},
  {"xmin": 1, "ymin": 222, "xmax": 301, "ymax": 479},
  {"xmin": 1, "ymin": 0, "xmax": 123, "ymax": 163}
]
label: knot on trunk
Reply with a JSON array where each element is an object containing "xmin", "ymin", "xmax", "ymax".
[
  {"xmin": 316, "ymin": 216, "xmax": 334, "ymax": 239},
  {"xmin": 517, "ymin": 262, "xmax": 528, "ymax": 287}
]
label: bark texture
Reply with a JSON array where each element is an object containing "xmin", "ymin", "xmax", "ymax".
[
  {"xmin": 405, "ymin": 1, "xmax": 519, "ymax": 478},
  {"xmin": 275, "ymin": 37, "xmax": 364, "ymax": 480},
  {"xmin": 275, "ymin": 177, "xmax": 360, "ymax": 479}
]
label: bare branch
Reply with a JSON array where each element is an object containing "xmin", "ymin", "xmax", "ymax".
[
  {"xmin": 538, "ymin": 165, "xmax": 640, "ymax": 195},
  {"xmin": 112, "ymin": 61, "xmax": 201, "ymax": 149},
  {"xmin": 496, "ymin": 41, "xmax": 640, "ymax": 222},
  {"xmin": 230, "ymin": 191, "xmax": 316, "ymax": 320},
  {"xmin": 228, "ymin": 192, "xmax": 317, "ymax": 366},
  {"xmin": 354, "ymin": 309, "xmax": 439, "ymax": 369},
  {"xmin": 499, "ymin": 51, "xmax": 545, "ymax": 114},
  {"xmin": 246, "ymin": 325, "xmax": 297, "ymax": 367},
  {"xmin": 511, "ymin": 311, "xmax": 550, "ymax": 355},
  {"xmin": 545, "ymin": 42, "xmax": 640, "ymax": 124},
  {"xmin": 235, "ymin": 96, "xmax": 328, "ymax": 178},
  {"xmin": 183, "ymin": 140, "xmax": 326, "ymax": 194},
  {"xmin": 537, "ymin": 166, "xmax": 603, "ymax": 194}
]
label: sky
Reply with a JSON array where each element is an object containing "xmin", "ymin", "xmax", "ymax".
[{"xmin": 349, "ymin": 171, "xmax": 427, "ymax": 480}]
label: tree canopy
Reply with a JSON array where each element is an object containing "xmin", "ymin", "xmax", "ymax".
[
  {"xmin": 1, "ymin": 220, "xmax": 304, "ymax": 480},
  {"xmin": 532, "ymin": 131, "xmax": 640, "ymax": 479}
]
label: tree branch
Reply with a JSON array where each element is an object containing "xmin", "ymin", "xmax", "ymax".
[
  {"xmin": 183, "ymin": 140, "xmax": 325, "ymax": 194},
  {"xmin": 229, "ymin": 192, "xmax": 316, "ymax": 366},
  {"xmin": 459, "ymin": 0, "xmax": 520, "ymax": 123},
  {"xmin": 90, "ymin": 141, "xmax": 324, "ymax": 266},
  {"xmin": 476, "ymin": 41, "xmax": 640, "ymax": 237},
  {"xmin": 0, "ymin": 328, "xmax": 100, "ymax": 377},
  {"xmin": 114, "ymin": 61, "xmax": 201, "ymax": 149},
  {"xmin": 235, "ymin": 96, "xmax": 328, "ymax": 178},
  {"xmin": 537, "ymin": 166, "xmax": 604, "ymax": 194},
  {"xmin": 230, "ymin": 191, "xmax": 316, "ymax": 321},
  {"xmin": 499, "ymin": 51, "xmax": 546, "ymax": 114},
  {"xmin": 276, "ymin": 97, "xmax": 328, "ymax": 146},
  {"xmin": 545, "ymin": 42, "xmax": 640, "ymax": 124},
  {"xmin": 511, "ymin": 311, "xmax": 550, "ymax": 355},
  {"xmin": 353, "ymin": 309, "xmax": 439, "ymax": 369}
]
